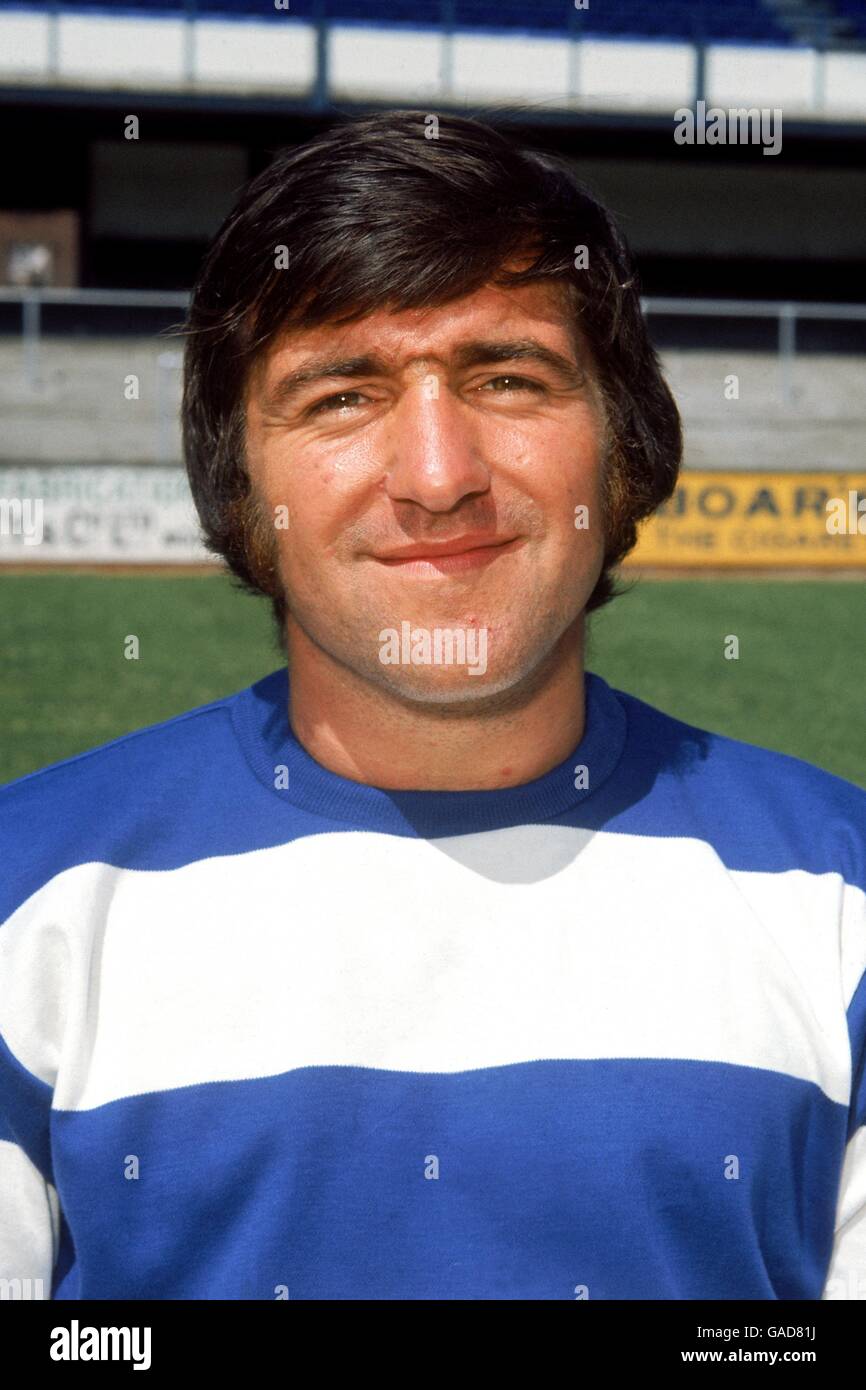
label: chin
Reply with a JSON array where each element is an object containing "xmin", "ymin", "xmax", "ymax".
[{"xmin": 372, "ymin": 656, "xmax": 537, "ymax": 710}]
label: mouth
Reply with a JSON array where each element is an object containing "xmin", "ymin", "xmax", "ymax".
[{"xmin": 371, "ymin": 536, "xmax": 524, "ymax": 576}]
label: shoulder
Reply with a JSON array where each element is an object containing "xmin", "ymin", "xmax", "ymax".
[
  {"xmin": 607, "ymin": 680, "xmax": 866, "ymax": 893},
  {"xmin": 1, "ymin": 687, "xmax": 232, "ymax": 806},
  {"xmin": 0, "ymin": 678, "xmax": 268, "ymax": 923}
]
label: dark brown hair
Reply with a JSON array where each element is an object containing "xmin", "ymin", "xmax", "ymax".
[{"xmin": 180, "ymin": 109, "xmax": 681, "ymax": 648}]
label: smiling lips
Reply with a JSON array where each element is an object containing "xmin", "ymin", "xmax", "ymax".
[{"xmin": 372, "ymin": 534, "xmax": 522, "ymax": 574}]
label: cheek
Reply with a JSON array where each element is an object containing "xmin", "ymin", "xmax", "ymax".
[
  {"xmin": 498, "ymin": 411, "xmax": 601, "ymax": 480},
  {"xmin": 532, "ymin": 440, "xmax": 604, "ymax": 542},
  {"xmin": 266, "ymin": 433, "xmax": 375, "ymax": 512},
  {"xmin": 550, "ymin": 444, "xmax": 605, "ymax": 568},
  {"xmin": 257, "ymin": 448, "xmax": 330, "ymax": 539},
  {"xmin": 266, "ymin": 465, "xmax": 359, "ymax": 588}
]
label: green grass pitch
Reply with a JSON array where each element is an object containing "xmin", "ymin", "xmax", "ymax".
[{"xmin": 1, "ymin": 572, "xmax": 863, "ymax": 789}]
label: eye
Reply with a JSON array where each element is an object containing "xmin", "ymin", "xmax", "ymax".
[
  {"xmin": 478, "ymin": 375, "xmax": 546, "ymax": 395},
  {"xmin": 307, "ymin": 390, "xmax": 368, "ymax": 416}
]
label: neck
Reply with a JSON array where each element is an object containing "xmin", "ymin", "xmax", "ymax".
[{"xmin": 284, "ymin": 616, "xmax": 587, "ymax": 792}]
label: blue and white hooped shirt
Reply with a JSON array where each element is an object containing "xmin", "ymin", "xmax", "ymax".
[{"xmin": 1, "ymin": 666, "xmax": 865, "ymax": 1300}]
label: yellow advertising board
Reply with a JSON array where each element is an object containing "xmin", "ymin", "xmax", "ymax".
[{"xmin": 624, "ymin": 471, "xmax": 866, "ymax": 568}]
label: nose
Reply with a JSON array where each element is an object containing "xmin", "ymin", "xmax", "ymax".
[{"xmin": 383, "ymin": 377, "xmax": 491, "ymax": 512}]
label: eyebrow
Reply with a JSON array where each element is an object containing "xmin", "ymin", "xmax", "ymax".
[{"xmin": 260, "ymin": 338, "xmax": 587, "ymax": 414}]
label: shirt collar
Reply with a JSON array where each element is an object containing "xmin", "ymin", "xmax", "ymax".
[{"xmin": 231, "ymin": 665, "xmax": 628, "ymax": 837}]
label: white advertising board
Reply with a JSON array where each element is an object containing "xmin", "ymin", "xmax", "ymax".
[{"xmin": 0, "ymin": 465, "xmax": 209, "ymax": 562}]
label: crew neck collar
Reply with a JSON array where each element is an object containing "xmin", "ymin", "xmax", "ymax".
[{"xmin": 230, "ymin": 665, "xmax": 628, "ymax": 837}]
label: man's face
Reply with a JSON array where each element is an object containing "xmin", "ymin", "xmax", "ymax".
[{"xmin": 243, "ymin": 278, "xmax": 607, "ymax": 704}]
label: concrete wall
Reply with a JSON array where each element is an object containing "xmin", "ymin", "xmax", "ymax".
[{"xmin": 1, "ymin": 336, "xmax": 862, "ymax": 472}]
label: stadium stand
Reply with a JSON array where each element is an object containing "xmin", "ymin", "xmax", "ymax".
[
  {"xmin": 0, "ymin": 0, "xmax": 863, "ymax": 568},
  {"xmin": 5, "ymin": 0, "xmax": 865, "ymax": 46},
  {"xmin": 0, "ymin": 0, "xmax": 803, "ymax": 44}
]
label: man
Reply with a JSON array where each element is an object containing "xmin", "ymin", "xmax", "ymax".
[{"xmin": 1, "ymin": 110, "xmax": 864, "ymax": 1301}]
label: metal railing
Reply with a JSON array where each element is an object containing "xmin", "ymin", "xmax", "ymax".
[
  {"xmin": 3, "ymin": 286, "xmax": 866, "ymax": 405},
  {"xmin": 10, "ymin": 1, "xmax": 866, "ymax": 114},
  {"xmin": 640, "ymin": 296, "xmax": 866, "ymax": 404},
  {"xmin": 0, "ymin": 288, "xmax": 189, "ymax": 408},
  {"xmin": 0, "ymin": 282, "xmax": 861, "ymax": 467}
]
